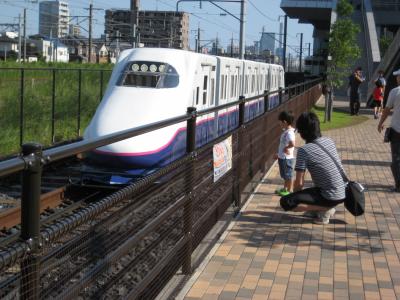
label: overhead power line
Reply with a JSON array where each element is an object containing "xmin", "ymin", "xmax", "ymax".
[{"xmin": 247, "ymin": 0, "xmax": 276, "ymax": 23}]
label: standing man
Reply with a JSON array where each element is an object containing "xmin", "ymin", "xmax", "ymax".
[
  {"xmin": 378, "ymin": 68, "xmax": 400, "ymax": 192},
  {"xmin": 348, "ymin": 67, "xmax": 365, "ymax": 115}
]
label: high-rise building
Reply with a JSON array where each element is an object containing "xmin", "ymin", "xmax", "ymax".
[
  {"xmin": 259, "ymin": 31, "xmax": 275, "ymax": 54},
  {"xmin": 39, "ymin": 1, "xmax": 70, "ymax": 38},
  {"xmin": 104, "ymin": 9, "xmax": 189, "ymax": 50}
]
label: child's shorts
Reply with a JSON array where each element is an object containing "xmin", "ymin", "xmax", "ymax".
[
  {"xmin": 278, "ymin": 158, "xmax": 294, "ymax": 180},
  {"xmin": 371, "ymin": 100, "xmax": 382, "ymax": 108}
]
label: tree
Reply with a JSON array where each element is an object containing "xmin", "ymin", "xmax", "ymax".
[
  {"xmin": 327, "ymin": 0, "xmax": 361, "ymax": 89},
  {"xmin": 379, "ymin": 35, "xmax": 393, "ymax": 58},
  {"xmin": 324, "ymin": 0, "xmax": 361, "ymax": 121}
]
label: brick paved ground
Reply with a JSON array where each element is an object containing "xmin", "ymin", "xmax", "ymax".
[{"xmin": 177, "ymin": 100, "xmax": 400, "ymax": 300}]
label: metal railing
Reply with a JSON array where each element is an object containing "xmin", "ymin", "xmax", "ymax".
[{"xmin": 0, "ymin": 78, "xmax": 322, "ymax": 300}]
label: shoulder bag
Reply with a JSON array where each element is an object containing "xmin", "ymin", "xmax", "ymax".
[{"xmin": 313, "ymin": 140, "xmax": 365, "ymax": 216}]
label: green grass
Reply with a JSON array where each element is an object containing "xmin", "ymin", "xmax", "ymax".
[
  {"xmin": 0, "ymin": 62, "xmax": 113, "ymax": 158},
  {"xmin": 312, "ymin": 106, "xmax": 368, "ymax": 131}
]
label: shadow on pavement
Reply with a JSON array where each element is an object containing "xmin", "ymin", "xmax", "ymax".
[{"xmin": 230, "ymin": 209, "xmax": 385, "ymax": 254}]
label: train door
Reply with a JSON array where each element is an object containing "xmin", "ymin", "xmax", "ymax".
[{"xmin": 196, "ymin": 64, "xmax": 215, "ymax": 144}]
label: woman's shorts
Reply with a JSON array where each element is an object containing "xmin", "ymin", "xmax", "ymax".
[
  {"xmin": 280, "ymin": 187, "xmax": 345, "ymax": 211},
  {"xmin": 278, "ymin": 158, "xmax": 294, "ymax": 180}
]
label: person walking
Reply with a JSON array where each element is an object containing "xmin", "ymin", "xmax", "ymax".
[
  {"xmin": 349, "ymin": 67, "xmax": 365, "ymax": 115},
  {"xmin": 280, "ymin": 112, "xmax": 346, "ymax": 224},
  {"xmin": 372, "ymin": 79, "xmax": 384, "ymax": 119},
  {"xmin": 274, "ymin": 111, "xmax": 296, "ymax": 196},
  {"xmin": 377, "ymin": 68, "xmax": 400, "ymax": 192}
]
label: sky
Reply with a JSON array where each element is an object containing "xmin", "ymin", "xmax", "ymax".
[{"xmin": 0, "ymin": 0, "xmax": 314, "ymax": 57}]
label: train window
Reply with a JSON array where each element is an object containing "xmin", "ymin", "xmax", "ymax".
[
  {"xmin": 230, "ymin": 75, "xmax": 234, "ymax": 98},
  {"xmin": 251, "ymin": 74, "xmax": 255, "ymax": 93},
  {"xmin": 196, "ymin": 87, "xmax": 200, "ymax": 105},
  {"xmin": 239, "ymin": 75, "xmax": 242, "ymax": 95},
  {"xmin": 211, "ymin": 78, "xmax": 215, "ymax": 105},
  {"xmin": 203, "ymin": 75, "xmax": 208, "ymax": 105},
  {"xmin": 224, "ymin": 75, "xmax": 228, "ymax": 99},
  {"xmin": 234, "ymin": 75, "xmax": 238, "ymax": 98},
  {"xmin": 118, "ymin": 61, "xmax": 179, "ymax": 88},
  {"xmin": 220, "ymin": 75, "xmax": 224, "ymax": 99}
]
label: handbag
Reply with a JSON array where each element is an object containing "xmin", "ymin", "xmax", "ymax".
[{"xmin": 313, "ymin": 140, "xmax": 365, "ymax": 216}]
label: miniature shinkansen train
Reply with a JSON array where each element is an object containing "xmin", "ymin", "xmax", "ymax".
[{"xmin": 83, "ymin": 48, "xmax": 284, "ymax": 182}]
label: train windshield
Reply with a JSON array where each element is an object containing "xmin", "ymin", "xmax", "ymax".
[{"xmin": 118, "ymin": 61, "xmax": 179, "ymax": 88}]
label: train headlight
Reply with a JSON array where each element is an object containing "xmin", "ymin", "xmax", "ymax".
[
  {"xmin": 141, "ymin": 64, "xmax": 148, "ymax": 72},
  {"xmin": 131, "ymin": 64, "xmax": 139, "ymax": 72},
  {"xmin": 150, "ymin": 64, "xmax": 157, "ymax": 72},
  {"xmin": 158, "ymin": 64, "xmax": 166, "ymax": 73}
]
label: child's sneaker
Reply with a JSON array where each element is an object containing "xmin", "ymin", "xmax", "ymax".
[
  {"xmin": 278, "ymin": 189, "xmax": 290, "ymax": 196},
  {"xmin": 275, "ymin": 188, "xmax": 285, "ymax": 194},
  {"xmin": 313, "ymin": 208, "xmax": 336, "ymax": 225}
]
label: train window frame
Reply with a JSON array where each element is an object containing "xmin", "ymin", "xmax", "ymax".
[
  {"xmin": 118, "ymin": 61, "xmax": 179, "ymax": 88},
  {"xmin": 196, "ymin": 86, "xmax": 200, "ymax": 105}
]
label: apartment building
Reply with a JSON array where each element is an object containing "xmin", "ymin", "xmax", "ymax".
[
  {"xmin": 39, "ymin": 0, "xmax": 70, "ymax": 38},
  {"xmin": 104, "ymin": 9, "xmax": 189, "ymax": 50}
]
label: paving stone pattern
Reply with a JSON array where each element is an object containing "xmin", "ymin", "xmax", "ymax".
[{"xmin": 180, "ymin": 101, "xmax": 400, "ymax": 300}]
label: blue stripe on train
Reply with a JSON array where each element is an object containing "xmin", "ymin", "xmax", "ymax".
[{"xmin": 87, "ymin": 94, "xmax": 279, "ymax": 171}]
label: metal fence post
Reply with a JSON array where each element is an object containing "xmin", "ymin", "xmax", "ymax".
[
  {"xmin": 263, "ymin": 90, "xmax": 269, "ymax": 113},
  {"xmin": 234, "ymin": 96, "xmax": 246, "ymax": 210},
  {"xmin": 20, "ymin": 142, "xmax": 43, "ymax": 300},
  {"xmin": 19, "ymin": 68, "xmax": 24, "ymax": 146},
  {"xmin": 239, "ymin": 96, "xmax": 245, "ymax": 125},
  {"xmin": 278, "ymin": 87, "xmax": 283, "ymax": 105},
  {"xmin": 77, "ymin": 69, "xmax": 82, "ymax": 137},
  {"xmin": 100, "ymin": 70, "xmax": 104, "ymax": 101},
  {"xmin": 51, "ymin": 69, "xmax": 56, "ymax": 143},
  {"xmin": 183, "ymin": 107, "xmax": 196, "ymax": 275}
]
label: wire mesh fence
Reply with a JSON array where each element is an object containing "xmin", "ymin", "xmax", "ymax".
[{"xmin": 0, "ymin": 82, "xmax": 322, "ymax": 299}]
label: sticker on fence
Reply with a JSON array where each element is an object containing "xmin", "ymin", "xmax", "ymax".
[{"xmin": 213, "ymin": 136, "xmax": 233, "ymax": 182}]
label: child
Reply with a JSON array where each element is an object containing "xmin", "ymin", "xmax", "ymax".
[
  {"xmin": 274, "ymin": 111, "xmax": 296, "ymax": 196},
  {"xmin": 372, "ymin": 80, "xmax": 384, "ymax": 119}
]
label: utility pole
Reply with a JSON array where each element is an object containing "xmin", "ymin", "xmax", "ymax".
[
  {"xmin": 283, "ymin": 15, "xmax": 287, "ymax": 71},
  {"xmin": 88, "ymin": 3, "xmax": 92, "ymax": 63},
  {"xmin": 306, "ymin": 42, "xmax": 311, "ymax": 56},
  {"xmin": 239, "ymin": 0, "xmax": 246, "ymax": 59},
  {"xmin": 197, "ymin": 26, "xmax": 201, "ymax": 53},
  {"xmin": 215, "ymin": 35, "xmax": 219, "ymax": 55},
  {"xmin": 131, "ymin": 0, "xmax": 140, "ymax": 47},
  {"xmin": 18, "ymin": 14, "xmax": 22, "ymax": 62},
  {"xmin": 116, "ymin": 30, "xmax": 120, "ymax": 57},
  {"xmin": 231, "ymin": 34, "xmax": 234, "ymax": 57},
  {"xmin": 23, "ymin": 8, "xmax": 26, "ymax": 62},
  {"xmin": 298, "ymin": 33, "xmax": 303, "ymax": 72}
]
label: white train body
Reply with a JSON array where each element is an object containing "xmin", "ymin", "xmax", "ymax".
[{"xmin": 84, "ymin": 48, "xmax": 284, "ymax": 174}]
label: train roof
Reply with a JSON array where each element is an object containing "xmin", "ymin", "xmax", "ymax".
[{"xmin": 118, "ymin": 48, "xmax": 283, "ymax": 70}]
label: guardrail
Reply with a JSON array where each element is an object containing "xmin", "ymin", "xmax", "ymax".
[{"xmin": 0, "ymin": 78, "xmax": 321, "ymax": 300}]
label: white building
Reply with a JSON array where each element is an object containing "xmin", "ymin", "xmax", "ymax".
[
  {"xmin": 39, "ymin": 1, "xmax": 70, "ymax": 38},
  {"xmin": 31, "ymin": 37, "xmax": 69, "ymax": 62},
  {"xmin": 0, "ymin": 36, "xmax": 19, "ymax": 54}
]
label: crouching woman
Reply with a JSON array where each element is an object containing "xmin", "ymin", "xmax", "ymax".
[{"xmin": 280, "ymin": 112, "xmax": 346, "ymax": 224}]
